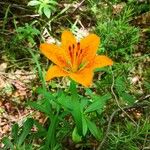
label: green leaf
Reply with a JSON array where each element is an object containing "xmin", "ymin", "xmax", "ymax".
[
  {"xmin": 34, "ymin": 120, "xmax": 47, "ymax": 133},
  {"xmin": 144, "ymin": 81, "xmax": 150, "ymax": 91},
  {"xmin": 17, "ymin": 118, "xmax": 34, "ymax": 146},
  {"xmin": 85, "ymin": 88, "xmax": 93, "ymax": 95},
  {"xmin": 72, "ymin": 127, "xmax": 82, "ymax": 142},
  {"xmin": 80, "ymin": 98, "xmax": 88, "ymax": 110},
  {"xmin": 11, "ymin": 123, "xmax": 19, "ymax": 144},
  {"xmin": 45, "ymin": 115, "xmax": 58, "ymax": 149},
  {"xmin": 2, "ymin": 137, "xmax": 14, "ymax": 150},
  {"xmin": 24, "ymin": 144, "xmax": 33, "ymax": 150},
  {"xmin": 57, "ymin": 94, "xmax": 73, "ymax": 110},
  {"xmin": 86, "ymin": 119, "xmax": 101, "ymax": 140},
  {"xmin": 28, "ymin": 101, "xmax": 51, "ymax": 116},
  {"xmin": 69, "ymin": 80, "xmax": 78, "ymax": 101},
  {"xmin": 121, "ymin": 93, "xmax": 135, "ymax": 105},
  {"xmin": 71, "ymin": 102, "xmax": 83, "ymax": 136},
  {"xmin": 48, "ymin": 5, "xmax": 56, "ymax": 11},
  {"xmin": 28, "ymin": 0, "xmax": 41, "ymax": 6},
  {"xmin": 71, "ymin": 100, "xmax": 83, "ymax": 135},
  {"xmin": 36, "ymin": 87, "xmax": 54, "ymax": 101},
  {"xmin": 85, "ymin": 93, "xmax": 111, "ymax": 113},
  {"xmin": 48, "ymin": 0, "xmax": 58, "ymax": 5},
  {"xmin": 43, "ymin": 6, "xmax": 51, "ymax": 18},
  {"xmin": 115, "ymin": 77, "xmax": 126, "ymax": 95},
  {"xmin": 82, "ymin": 115, "xmax": 88, "ymax": 136},
  {"xmin": 33, "ymin": 120, "xmax": 47, "ymax": 139},
  {"xmin": 38, "ymin": 4, "xmax": 43, "ymax": 15}
]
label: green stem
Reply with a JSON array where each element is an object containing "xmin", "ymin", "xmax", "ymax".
[
  {"xmin": 3, "ymin": 5, "xmax": 10, "ymax": 31},
  {"xmin": 70, "ymin": 80, "xmax": 78, "ymax": 101},
  {"xmin": 69, "ymin": 80, "xmax": 83, "ymax": 136},
  {"xmin": 45, "ymin": 114, "xmax": 58, "ymax": 149},
  {"xmin": 28, "ymin": 48, "xmax": 46, "ymax": 89}
]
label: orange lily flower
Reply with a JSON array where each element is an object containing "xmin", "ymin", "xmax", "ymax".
[{"xmin": 40, "ymin": 30, "xmax": 113, "ymax": 87}]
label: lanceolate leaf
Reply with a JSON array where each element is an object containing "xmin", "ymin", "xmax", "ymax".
[
  {"xmin": 43, "ymin": 6, "xmax": 51, "ymax": 18},
  {"xmin": 82, "ymin": 115, "xmax": 88, "ymax": 136},
  {"xmin": 2, "ymin": 137, "xmax": 14, "ymax": 150},
  {"xmin": 71, "ymin": 101, "xmax": 83, "ymax": 136},
  {"xmin": 121, "ymin": 92, "xmax": 135, "ymax": 105},
  {"xmin": 115, "ymin": 76, "xmax": 126, "ymax": 95},
  {"xmin": 72, "ymin": 127, "xmax": 82, "ymax": 142},
  {"xmin": 86, "ymin": 118, "xmax": 102, "ymax": 140},
  {"xmin": 57, "ymin": 93, "xmax": 73, "ymax": 110},
  {"xmin": 11, "ymin": 123, "xmax": 19, "ymax": 144},
  {"xmin": 28, "ymin": 0, "xmax": 41, "ymax": 6},
  {"xmin": 45, "ymin": 115, "xmax": 58, "ymax": 149},
  {"xmin": 36, "ymin": 87, "xmax": 54, "ymax": 101},
  {"xmin": 48, "ymin": 0, "xmax": 58, "ymax": 5},
  {"xmin": 28, "ymin": 101, "xmax": 51, "ymax": 116},
  {"xmin": 18, "ymin": 118, "xmax": 34, "ymax": 146},
  {"xmin": 85, "ymin": 93, "xmax": 111, "ymax": 113}
]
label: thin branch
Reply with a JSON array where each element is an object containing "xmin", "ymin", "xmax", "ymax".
[
  {"xmin": 111, "ymin": 70, "xmax": 137, "ymax": 125},
  {"xmin": 96, "ymin": 103, "xmax": 149, "ymax": 150},
  {"xmin": 0, "ymin": 72, "xmax": 35, "ymax": 76},
  {"xmin": 71, "ymin": 0, "xmax": 86, "ymax": 14},
  {"xmin": 96, "ymin": 108, "xmax": 120, "ymax": 150},
  {"xmin": 0, "ymin": 2, "xmax": 30, "ymax": 11},
  {"xmin": 0, "ymin": 14, "xmax": 40, "ymax": 20}
]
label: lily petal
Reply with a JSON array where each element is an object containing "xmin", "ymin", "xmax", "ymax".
[
  {"xmin": 69, "ymin": 68, "xmax": 93, "ymax": 87},
  {"xmin": 61, "ymin": 30, "xmax": 77, "ymax": 49},
  {"xmin": 40, "ymin": 43, "xmax": 67, "ymax": 67},
  {"xmin": 45, "ymin": 65, "xmax": 68, "ymax": 81},
  {"xmin": 89, "ymin": 55, "xmax": 113, "ymax": 69},
  {"xmin": 80, "ymin": 34, "xmax": 100, "ymax": 62}
]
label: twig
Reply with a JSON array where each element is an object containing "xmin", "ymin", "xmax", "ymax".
[
  {"xmin": 96, "ymin": 68, "xmax": 138, "ymax": 150},
  {"xmin": 96, "ymin": 108, "xmax": 120, "ymax": 150},
  {"xmin": 140, "ymin": 94, "xmax": 150, "ymax": 100},
  {"xmin": 1, "ymin": 58, "xmax": 33, "ymax": 62},
  {"xmin": 96, "ymin": 103, "xmax": 149, "ymax": 150},
  {"xmin": 0, "ymin": 14, "xmax": 40, "ymax": 20},
  {"xmin": 0, "ymin": 31, "xmax": 15, "ymax": 35},
  {"xmin": 71, "ymin": 0, "xmax": 86, "ymax": 14},
  {"xmin": 0, "ymin": 72, "xmax": 35, "ymax": 76},
  {"xmin": 0, "ymin": 2, "xmax": 30, "ymax": 11},
  {"xmin": 110, "ymin": 70, "xmax": 137, "ymax": 125}
]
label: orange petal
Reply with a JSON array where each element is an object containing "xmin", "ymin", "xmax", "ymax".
[
  {"xmin": 61, "ymin": 30, "xmax": 77, "ymax": 49},
  {"xmin": 40, "ymin": 43, "xmax": 67, "ymax": 67},
  {"xmin": 69, "ymin": 68, "xmax": 94, "ymax": 87},
  {"xmin": 80, "ymin": 34, "xmax": 100, "ymax": 62},
  {"xmin": 89, "ymin": 55, "xmax": 113, "ymax": 69},
  {"xmin": 45, "ymin": 65, "xmax": 68, "ymax": 81}
]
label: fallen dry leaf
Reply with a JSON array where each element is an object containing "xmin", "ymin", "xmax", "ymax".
[{"xmin": 0, "ymin": 63, "xmax": 7, "ymax": 72}]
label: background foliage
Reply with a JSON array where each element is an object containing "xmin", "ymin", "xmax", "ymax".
[{"xmin": 0, "ymin": 0, "xmax": 150, "ymax": 150}]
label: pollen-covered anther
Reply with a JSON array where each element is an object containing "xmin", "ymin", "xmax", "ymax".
[
  {"xmin": 75, "ymin": 42, "xmax": 82, "ymax": 57},
  {"xmin": 69, "ymin": 46, "xmax": 71, "ymax": 51},
  {"xmin": 77, "ymin": 42, "xmax": 80, "ymax": 48},
  {"xmin": 72, "ymin": 44, "xmax": 75, "ymax": 49},
  {"xmin": 69, "ymin": 46, "xmax": 72, "ymax": 57}
]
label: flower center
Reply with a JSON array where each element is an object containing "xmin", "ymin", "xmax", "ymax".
[{"xmin": 65, "ymin": 42, "xmax": 86, "ymax": 72}]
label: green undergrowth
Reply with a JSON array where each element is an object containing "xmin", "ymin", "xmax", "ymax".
[{"xmin": 1, "ymin": 0, "xmax": 150, "ymax": 150}]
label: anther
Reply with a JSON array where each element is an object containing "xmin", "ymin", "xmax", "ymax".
[
  {"xmin": 72, "ymin": 44, "xmax": 75, "ymax": 49},
  {"xmin": 77, "ymin": 42, "xmax": 80, "ymax": 50},
  {"xmin": 69, "ymin": 46, "xmax": 71, "ymax": 51},
  {"xmin": 76, "ymin": 52, "xmax": 78, "ymax": 57}
]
